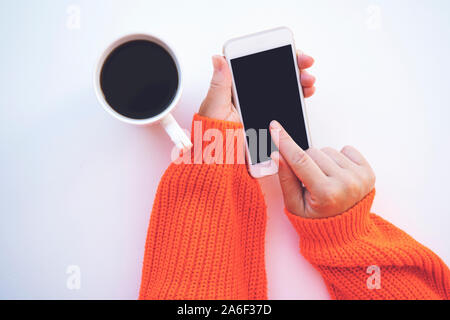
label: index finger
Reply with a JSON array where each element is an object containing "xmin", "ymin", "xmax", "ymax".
[{"xmin": 270, "ymin": 120, "xmax": 326, "ymax": 193}]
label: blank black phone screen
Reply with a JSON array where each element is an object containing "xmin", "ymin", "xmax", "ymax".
[{"xmin": 231, "ymin": 45, "xmax": 309, "ymax": 164}]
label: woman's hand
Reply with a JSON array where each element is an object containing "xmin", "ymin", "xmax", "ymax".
[
  {"xmin": 198, "ymin": 52, "xmax": 316, "ymax": 122},
  {"xmin": 270, "ymin": 121, "xmax": 376, "ymax": 219}
]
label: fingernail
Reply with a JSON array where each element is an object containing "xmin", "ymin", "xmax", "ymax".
[
  {"xmin": 270, "ymin": 120, "xmax": 281, "ymax": 129},
  {"xmin": 212, "ymin": 55, "xmax": 225, "ymax": 82},
  {"xmin": 212, "ymin": 55, "xmax": 221, "ymax": 69}
]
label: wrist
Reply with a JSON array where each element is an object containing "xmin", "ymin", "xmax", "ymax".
[
  {"xmin": 286, "ymin": 189, "xmax": 376, "ymax": 245},
  {"xmin": 176, "ymin": 114, "xmax": 246, "ymax": 165}
]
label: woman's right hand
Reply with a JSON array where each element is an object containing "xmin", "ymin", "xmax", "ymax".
[{"xmin": 270, "ymin": 121, "xmax": 376, "ymax": 219}]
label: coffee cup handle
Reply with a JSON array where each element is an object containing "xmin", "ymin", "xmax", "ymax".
[{"xmin": 160, "ymin": 114, "xmax": 193, "ymax": 151}]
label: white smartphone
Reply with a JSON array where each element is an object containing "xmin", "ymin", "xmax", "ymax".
[{"xmin": 223, "ymin": 27, "xmax": 312, "ymax": 178}]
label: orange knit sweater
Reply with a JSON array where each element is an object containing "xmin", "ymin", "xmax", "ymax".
[{"xmin": 139, "ymin": 114, "xmax": 450, "ymax": 300}]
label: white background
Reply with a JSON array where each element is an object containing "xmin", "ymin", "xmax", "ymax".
[{"xmin": 1, "ymin": 0, "xmax": 449, "ymax": 299}]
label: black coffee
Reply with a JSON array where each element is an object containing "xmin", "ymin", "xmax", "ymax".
[{"xmin": 100, "ymin": 40, "xmax": 179, "ymax": 119}]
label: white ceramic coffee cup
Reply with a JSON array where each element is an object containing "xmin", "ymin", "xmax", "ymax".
[{"xmin": 94, "ymin": 33, "xmax": 192, "ymax": 151}]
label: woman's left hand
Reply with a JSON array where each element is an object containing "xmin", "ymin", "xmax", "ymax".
[{"xmin": 198, "ymin": 52, "xmax": 316, "ymax": 122}]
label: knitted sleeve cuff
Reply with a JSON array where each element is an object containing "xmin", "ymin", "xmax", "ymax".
[
  {"xmin": 189, "ymin": 113, "xmax": 246, "ymax": 165},
  {"xmin": 191, "ymin": 113, "xmax": 243, "ymax": 134},
  {"xmin": 285, "ymin": 189, "xmax": 376, "ymax": 245}
]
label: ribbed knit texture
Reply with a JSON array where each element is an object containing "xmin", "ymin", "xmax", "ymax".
[
  {"xmin": 287, "ymin": 190, "xmax": 450, "ymax": 300},
  {"xmin": 139, "ymin": 114, "xmax": 450, "ymax": 300},
  {"xmin": 139, "ymin": 114, "xmax": 267, "ymax": 299}
]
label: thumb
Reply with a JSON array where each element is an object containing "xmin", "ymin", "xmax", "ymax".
[{"xmin": 204, "ymin": 55, "xmax": 233, "ymax": 108}]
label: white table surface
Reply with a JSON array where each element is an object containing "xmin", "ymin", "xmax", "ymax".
[{"xmin": 1, "ymin": 0, "xmax": 449, "ymax": 299}]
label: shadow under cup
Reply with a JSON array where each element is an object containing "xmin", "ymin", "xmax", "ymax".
[{"xmin": 99, "ymin": 39, "xmax": 180, "ymax": 120}]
